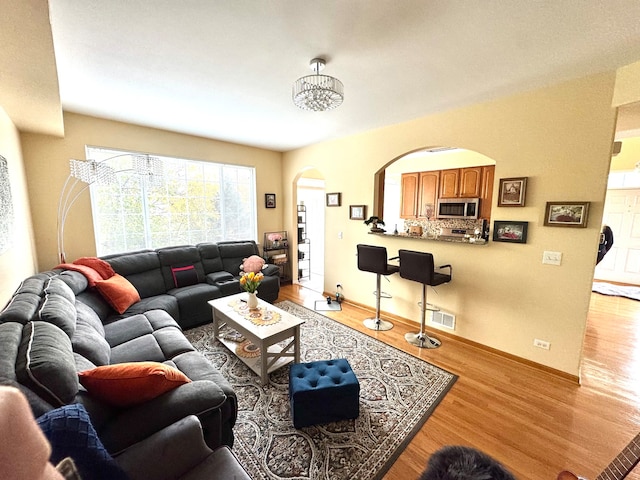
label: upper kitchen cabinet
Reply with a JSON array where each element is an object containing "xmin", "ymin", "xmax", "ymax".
[{"xmin": 400, "ymin": 172, "xmax": 419, "ymax": 218}]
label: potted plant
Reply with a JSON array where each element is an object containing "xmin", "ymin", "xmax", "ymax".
[{"xmin": 364, "ymin": 216, "xmax": 386, "ymax": 233}]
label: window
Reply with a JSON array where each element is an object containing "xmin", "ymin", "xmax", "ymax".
[{"xmin": 88, "ymin": 147, "xmax": 256, "ymax": 255}]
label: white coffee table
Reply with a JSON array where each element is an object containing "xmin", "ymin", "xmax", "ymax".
[{"xmin": 208, "ymin": 293, "xmax": 305, "ymax": 385}]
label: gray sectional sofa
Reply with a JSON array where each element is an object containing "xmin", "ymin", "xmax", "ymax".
[{"xmin": 0, "ymin": 240, "xmax": 280, "ymax": 470}]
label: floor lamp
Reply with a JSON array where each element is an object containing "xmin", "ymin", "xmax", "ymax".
[{"xmin": 56, "ymin": 153, "xmax": 163, "ymax": 264}]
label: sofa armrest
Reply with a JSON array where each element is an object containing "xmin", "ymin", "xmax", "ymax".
[
  {"xmin": 98, "ymin": 380, "xmax": 228, "ymax": 455},
  {"xmin": 115, "ymin": 415, "xmax": 212, "ymax": 480},
  {"xmin": 262, "ymin": 264, "xmax": 280, "ymax": 277}
]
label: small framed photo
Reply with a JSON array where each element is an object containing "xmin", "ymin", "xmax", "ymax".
[
  {"xmin": 544, "ymin": 201, "xmax": 590, "ymax": 228},
  {"xmin": 349, "ymin": 205, "xmax": 366, "ymax": 220},
  {"xmin": 326, "ymin": 192, "xmax": 341, "ymax": 207},
  {"xmin": 265, "ymin": 193, "xmax": 276, "ymax": 209},
  {"xmin": 498, "ymin": 177, "xmax": 527, "ymax": 207},
  {"xmin": 493, "ymin": 221, "xmax": 528, "ymax": 243}
]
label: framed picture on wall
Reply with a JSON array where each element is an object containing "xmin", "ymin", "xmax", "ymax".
[
  {"xmin": 544, "ymin": 201, "xmax": 590, "ymax": 228},
  {"xmin": 265, "ymin": 193, "xmax": 276, "ymax": 208},
  {"xmin": 326, "ymin": 192, "xmax": 341, "ymax": 207},
  {"xmin": 492, "ymin": 221, "xmax": 528, "ymax": 243},
  {"xmin": 349, "ymin": 205, "xmax": 366, "ymax": 220},
  {"xmin": 497, "ymin": 177, "xmax": 527, "ymax": 207}
]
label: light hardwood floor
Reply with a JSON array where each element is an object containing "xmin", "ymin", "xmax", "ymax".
[{"xmin": 276, "ymin": 284, "xmax": 640, "ymax": 480}]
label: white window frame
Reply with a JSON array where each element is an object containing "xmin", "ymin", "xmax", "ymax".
[{"xmin": 87, "ymin": 146, "xmax": 257, "ymax": 255}]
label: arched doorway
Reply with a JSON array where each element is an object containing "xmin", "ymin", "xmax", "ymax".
[{"xmin": 296, "ymin": 169, "xmax": 325, "ymax": 293}]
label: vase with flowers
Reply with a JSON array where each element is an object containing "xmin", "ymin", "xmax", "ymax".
[
  {"xmin": 267, "ymin": 232, "xmax": 283, "ymax": 248},
  {"xmin": 240, "ymin": 271, "xmax": 264, "ymax": 309}
]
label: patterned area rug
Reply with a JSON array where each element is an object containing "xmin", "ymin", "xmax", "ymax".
[{"xmin": 184, "ymin": 301, "xmax": 457, "ymax": 480}]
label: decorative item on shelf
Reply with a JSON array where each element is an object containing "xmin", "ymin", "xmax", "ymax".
[
  {"xmin": 364, "ymin": 216, "xmax": 385, "ymax": 233},
  {"xmin": 409, "ymin": 225, "xmax": 423, "ymax": 236},
  {"xmin": 292, "ymin": 58, "xmax": 344, "ymax": 112},
  {"xmin": 267, "ymin": 232, "xmax": 283, "ymax": 248},
  {"xmin": 57, "ymin": 153, "xmax": 163, "ymax": 263},
  {"xmin": 239, "ymin": 271, "xmax": 264, "ymax": 309}
]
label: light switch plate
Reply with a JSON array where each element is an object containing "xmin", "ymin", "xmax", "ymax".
[{"xmin": 542, "ymin": 251, "xmax": 562, "ymax": 265}]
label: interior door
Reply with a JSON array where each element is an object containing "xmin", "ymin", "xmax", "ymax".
[{"xmin": 594, "ymin": 188, "xmax": 640, "ymax": 285}]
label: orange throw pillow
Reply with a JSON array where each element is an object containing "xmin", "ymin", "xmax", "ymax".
[
  {"xmin": 73, "ymin": 257, "xmax": 116, "ymax": 280},
  {"xmin": 94, "ymin": 274, "xmax": 140, "ymax": 314},
  {"xmin": 78, "ymin": 362, "xmax": 191, "ymax": 407}
]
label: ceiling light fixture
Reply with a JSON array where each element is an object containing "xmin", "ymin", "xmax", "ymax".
[{"xmin": 293, "ymin": 58, "xmax": 344, "ymax": 112}]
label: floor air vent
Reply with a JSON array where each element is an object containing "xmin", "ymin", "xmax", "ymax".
[{"xmin": 431, "ymin": 310, "xmax": 455, "ymax": 330}]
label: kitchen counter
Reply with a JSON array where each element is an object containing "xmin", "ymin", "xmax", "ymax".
[{"xmin": 369, "ymin": 231, "xmax": 488, "ymax": 245}]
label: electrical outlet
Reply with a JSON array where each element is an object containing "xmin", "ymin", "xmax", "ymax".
[{"xmin": 533, "ymin": 338, "xmax": 550, "ymax": 350}]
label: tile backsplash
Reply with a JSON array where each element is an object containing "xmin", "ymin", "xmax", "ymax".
[{"xmin": 401, "ymin": 218, "xmax": 486, "ymax": 237}]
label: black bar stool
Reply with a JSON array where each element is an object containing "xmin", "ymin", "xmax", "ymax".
[
  {"xmin": 356, "ymin": 244, "xmax": 399, "ymax": 331},
  {"xmin": 398, "ymin": 249, "xmax": 452, "ymax": 348}
]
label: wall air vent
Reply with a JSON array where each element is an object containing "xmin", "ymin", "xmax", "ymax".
[{"xmin": 431, "ymin": 310, "xmax": 456, "ymax": 330}]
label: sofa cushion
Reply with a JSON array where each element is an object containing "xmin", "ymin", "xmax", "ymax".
[
  {"xmin": 169, "ymin": 283, "xmax": 221, "ymax": 330},
  {"xmin": 158, "ymin": 245, "xmax": 206, "ymax": 291},
  {"xmin": 0, "ymin": 292, "xmax": 41, "ymax": 325},
  {"xmin": 102, "ymin": 250, "xmax": 167, "ymax": 299},
  {"xmin": 78, "ymin": 362, "xmax": 191, "ymax": 407},
  {"xmin": 105, "ymin": 294, "xmax": 179, "ymax": 324},
  {"xmin": 216, "ymin": 241, "xmax": 260, "ymax": 276},
  {"xmin": 16, "ymin": 322, "xmax": 78, "ymax": 407},
  {"xmin": 37, "ymin": 403, "xmax": 128, "ymax": 480},
  {"xmin": 72, "ymin": 303, "xmax": 110, "ymax": 367},
  {"xmin": 95, "ymin": 274, "xmax": 141, "ymax": 314},
  {"xmin": 38, "ymin": 280, "xmax": 77, "ymax": 338},
  {"xmin": 197, "ymin": 242, "xmax": 224, "ymax": 274}
]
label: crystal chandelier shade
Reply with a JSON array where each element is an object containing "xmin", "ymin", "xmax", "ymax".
[
  {"xmin": 293, "ymin": 58, "xmax": 344, "ymax": 112},
  {"xmin": 58, "ymin": 153, "xmax": 165, "ymax": 263},
  {"xmin": 69, "ymin": 159, "xmax": 116, "ymax": 185},
  {"xmin": 132, "ymin": 154, "xmax": 163, "ymax": 185}
]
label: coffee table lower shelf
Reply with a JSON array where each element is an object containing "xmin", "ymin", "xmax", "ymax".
[{"xmin": 217, "ymin": 335, "xmax": 296, "ymax": 378}]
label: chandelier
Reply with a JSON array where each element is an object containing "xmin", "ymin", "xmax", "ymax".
[
  {"xmin": 57, "ymin": 153, "xmax": 163, "ymax": 263},
  {"xmin": 293, "ymin": 58, "xmax": 344, "ymax": 111}
]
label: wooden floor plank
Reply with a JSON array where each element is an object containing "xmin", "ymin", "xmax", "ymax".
[{"xmin": 276, "ymin": 284, "xmax": 640, "ymax": 480}]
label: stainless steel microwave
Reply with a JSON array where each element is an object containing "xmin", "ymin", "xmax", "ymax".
[{"xmin": 436, "ymin": 198, "xmax": 480, "ymax": 219}]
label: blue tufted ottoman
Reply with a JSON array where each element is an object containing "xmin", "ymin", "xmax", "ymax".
[{"xmin": 289, "ymin": 358, "xmax": 360, "ymax": 428}]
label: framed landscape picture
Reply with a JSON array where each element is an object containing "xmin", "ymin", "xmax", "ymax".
[
  {"xmin": 498, "ymin": 177, "xmax": 527, "ymax": 207},
  {"xmin": 493, "ymin": 220, "xmax": 528, "ymax": 243},
  {"xmin": 544, "ymin": 201, "xmax": 590, "ymax": 228}
]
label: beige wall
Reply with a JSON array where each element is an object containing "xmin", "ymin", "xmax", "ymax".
[
  {"xmin": 0, "ymin": 106, "xmax": 38, "ymax": 306},
  {"xmin": 610, "ymin": 137, "xmax": 640, "ymax": 171},
  {"xmin": 20, "ymin": 112, "xmax": 283, "ymax": 271},
  {"xmin": 283, "ymin": 72, "xmax": 618, "ymax": 377}
]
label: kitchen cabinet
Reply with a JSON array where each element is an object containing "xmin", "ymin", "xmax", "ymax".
[
  {"xmin": 480, "ymin": 165, "xmax": 495, "ymax": 220},
  {"xmin": 459, "ymin": 166, "xmax": 483, "ymax": 197},
  {"xmin": 418, "ymin": 171, "xmax": 439, "ymax": 218},
  {"xmin": 400, "ymin": 165, "xmax": 494, "ymax": 218},
  {"xmin": 400, "ymin": 171, "xmax": 440, "ymax": 219},
  {"xmin": 400, "ymin": 172, "xmax": 419, "ymax": 218},
  {"xmin": 439, "ymin": 169, "xmax": 460, "ymax": 198}
]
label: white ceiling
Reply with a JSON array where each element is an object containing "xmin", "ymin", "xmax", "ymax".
[{"xmin": 28, "ymin": 1, "xmax": 640, "ymax": 151}]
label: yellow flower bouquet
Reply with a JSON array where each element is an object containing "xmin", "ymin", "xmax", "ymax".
[{"xmin": 239, "ymin": 271, "xmax": 264, "ymax": 293}]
